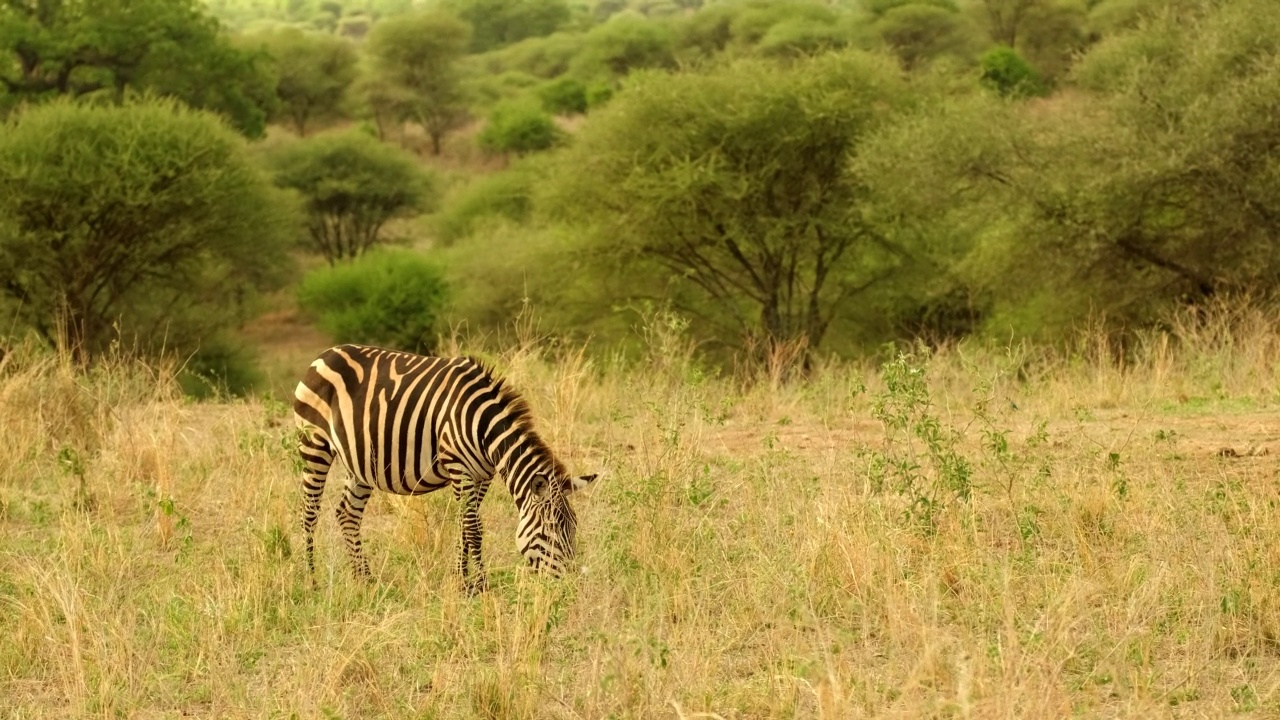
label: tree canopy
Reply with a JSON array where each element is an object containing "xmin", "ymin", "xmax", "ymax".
[
  {"xmin": 0, "ymin": 98, "xmax": 294, "ymax": 359},
  {"xmin": 361, "ymin": 9, "xmax": 472, "ymax": 154},
  {"xmin": 0, "ymin": 0, "xmax": 277, "ymax": 136},
  {"xmin": 250, "ymin": 27, "xmax": 358, "ymax": 136},
  {"xmin": 269, "ymin": 131, "xmax": 437, "ymax": 265},
  {"xmin": 542, "ymin": 52, "xmax": 911, "ymax": 352}
]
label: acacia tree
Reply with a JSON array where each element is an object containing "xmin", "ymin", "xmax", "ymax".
[
  {"xmin": 362, "ymin": 10, "xmax": 471, "ymax": 155},
  {"xmin": 269, "ymin": 131, "xmax": 436, "ymax": 264},
  {"xmin": 543, "ymin": 52, "xmax": 911, "ymax": 351},
  {"xmin": 252, "ymin": 28, "xmax": 358, "ymax": 136},
  {"xmin": 440, "ymin": 0, "xmax": 570, "ymax": 53},
  {"xmin": 856, "ymin": 0, "xmax": 1280, "ymax": 339},
  {"xmin": 0, "ymin": 98, "xmax": 294, "ymax": 360},
  {"xmin": 0, "ymin": 0, "xmax": 277, "ymax": 136}
]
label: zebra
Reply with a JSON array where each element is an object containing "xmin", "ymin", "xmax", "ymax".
[{"xmin": 293, "ymin": 344, "xmax": 597, "ymax": 594}]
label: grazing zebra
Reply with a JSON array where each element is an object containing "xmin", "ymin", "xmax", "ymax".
[{"xmin": 293, "ymin": 344, "xmax": 597, "ymax": 594}]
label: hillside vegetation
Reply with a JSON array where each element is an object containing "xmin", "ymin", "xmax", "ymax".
[{"xmin": 3, "ymin": 0, "xmax": 1277, "ymax": 381}]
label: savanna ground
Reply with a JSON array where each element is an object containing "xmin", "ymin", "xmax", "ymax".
[{"xmin": 3, "ymin": 309, "xmax": 1280, "ymax": 718}]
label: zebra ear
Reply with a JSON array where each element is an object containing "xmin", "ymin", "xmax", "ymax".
[
  {"xmin": 531, "ymin": 473, "xmax": 550, "ymax": 498},
  {"xmin": 563, "ymin": 473, "xmax": 598, "ymax": 496}
]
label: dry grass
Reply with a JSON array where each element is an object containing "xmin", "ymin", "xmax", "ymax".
[{"xmin": 3, "ymin": 306, "xmax": 1280, "ymax": 718}]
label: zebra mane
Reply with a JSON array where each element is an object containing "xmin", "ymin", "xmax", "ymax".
[{"xmin": 467, "ymin": 356, "xmax": 571, "ymax": 482}]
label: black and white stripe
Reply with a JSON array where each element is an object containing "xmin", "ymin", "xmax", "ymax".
[{"xmin": 293, "ymin": 344, "xmax": 596, "ymax": 593}]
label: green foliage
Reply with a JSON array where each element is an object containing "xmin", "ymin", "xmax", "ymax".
[
  {"xmin": 570, "ymin": 12, "xmax": 676, "ymax": 81},
  {"xmin": 0, "ymin": 0, "xmax": 278, "ymax": 137},
  {"xmin": 296, "ymin": 250, "xmax": 448, "ymax": 353},
  {"xmin": 441, "ymin": 0, "xmax": 572, "ymax": 53},
  {"xmin": 250, "ymin": 27, "xmax": 358, "ymax": 135},
  {"xmin": 433, "ymin": 166, "xmax": 538, "ymax": 245},
  {"xmin": 874, "ymin": 3, "xmax": 980, "ymax": 69},
  {"xmin": 865, "ymin": 0, "xmax": 959, "ymax": 15},
  {"xmin": 478, "ymin": 101, "xmax": 565, "ymax": 155},
  {"xmin": 538, "ymin": 77, "xmax": 588, "ymax": 115},
  {"xmin": 676, "ymin": 3, "xmax": 738, "ymax": 59},
  {"xmin": 979, "ymin": 45, "xmax": 1046, "ymax": 95},
  {"xmin": 463, "ymin": 70, "xmax": 540, "ymax": 112},
  {"xmin": 585, "ymin": 81, "xmax": 615, "ymax": 108},
  {"xmin": 756, "ymin": 17, "xmax": 853, "ymax": 58},
  {"xmin": 542, "ymin": 52, "xmax": 911, "ymax": 351},
  {"xmin": 0, "ymin": 98, "xmax": 294, "ymax": 360},
  {"xmin": 361, "ymin": 9, "xmax": 472, "ymax": 154},
  {"xmin": 973, "ymin": 0, "xmax": 1089, "ymax": 82},
  {"xmin": 179, "ymin": 339, "xmax": 266, "ymax": 398},
  {"xmin": 469, "ymin": 32, "xmax": 582, "ymax": 80},
  {"xmin": 859, "ymin": 0, "xmax": 1280, "ymax": 341},
  {"xmin": 729, "ymin": 0, "xmax": 840, "ymax": 48},
  {"xmin": 268, "ymin": 131, "xmax": 436, "ymax": 264}
]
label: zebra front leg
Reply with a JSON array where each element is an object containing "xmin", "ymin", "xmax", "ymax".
[
  {"xmin": 454, "ymin": 480, "xmax": 487, "ymax": 595},
  {"xmin": 336, "ymin": 478, "xmax": 374, "ymax": 580}
]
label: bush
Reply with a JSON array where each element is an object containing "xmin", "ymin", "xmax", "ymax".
[
  {"xmin": 478, "ymin": 101, "xmax": 565, "ymax": 155},
  {"xmin": 296, "ymin": 250, "xmax": 448, "ymax": 354},
  {"xmin": 433, "ymin": 166, "xmax": 538, "ymax": 244},
  {"xmin": 756, "ymin": 17, "xmax": 852, "ymax": 58},
  {"xmin": 0, "ymin": 98, "xmax": 294, "ymax": 361},
  {"xmin": 268, "ymin": 131, "xmax": 436, "ymax": 263},
  {"xmin": 538, "ymin": 77, "xmax": 588, "ymax": 114},
  {"xmin": 570, "ymin": 13, "xmax": 676, "ymax": 81},
  {"xmin": 979, "ymin": 46, "xmax": 1046, "ymax": 97},
  {"xmin": 875, "ymin": 3, "xmax": 980, "ymax": 70},
  {"xmin": 471, "ymin": 31, "xmax": 581, "ymax": 79}
]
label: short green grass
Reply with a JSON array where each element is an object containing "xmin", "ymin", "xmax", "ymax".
[{"xmin": 2, "ymin": 319, "xmax": 1280, "ymax": 717}]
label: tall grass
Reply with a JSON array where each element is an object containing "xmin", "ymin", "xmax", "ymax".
[{"xmin": 2, "ymin": 302, "xmax": 1279, "ymax": 717}]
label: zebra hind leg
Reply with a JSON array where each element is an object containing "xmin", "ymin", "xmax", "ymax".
[
  {"xmin": 299, "ymin": 433, "xmax": 334, "ymax": 586},
  {"xmin": 336, "ymin": 478, "xmax": 375, "ymax": 580}
]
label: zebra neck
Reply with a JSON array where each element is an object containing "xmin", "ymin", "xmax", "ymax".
[{"xmin": 492, "ymin": 428, "xmax": 563, "ymax": 498}]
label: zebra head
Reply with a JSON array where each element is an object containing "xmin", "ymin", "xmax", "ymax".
[{"xmin": 516, "ymin": 472, "xmax": 597, "ymax": 577}]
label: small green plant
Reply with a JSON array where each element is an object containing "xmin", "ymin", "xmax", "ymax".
[
  {"xmin": 57, "ymin": 445, "xmax": 94, "ymax": 512},
  {"xmin": 158, "ymin": 496, "xmax": 194, "ymax": 557},
  {"xmin": 866, "ymin": 352, "xmax": 972, "ymax": 531}
]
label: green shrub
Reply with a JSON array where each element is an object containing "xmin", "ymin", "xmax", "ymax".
[
  {"xmin": 756, "ymin": 18, "xmax": 852, "ymax": 57},
  {"xmin": 0, "ymin": 97, "xmax": 294, "ymax": 361},
  {"xmin": 471, "ymin": 31, "xmax": 580, "ymax": 79},
  {"xmin": 875, "ymin": 3, "xmax": 980, "ymax": 70},
  {"xmin": 865, "ymin": 0, "xmax": 958, "ymax": 15},
  {"xmin": 538, "ymin": 77, "xmax": 588, "ymax": 115},
  {"xmin": 570, "ymin": 13, "xmax": 676, "ymax": 81},
  {"xmin": 434, "ymin": 167, "xmax": 537, "ymax": 244},
  {"xmin": 478, "ymin": 101, "xmax": 565, "ymax": 155},
  {"xmin": 979, "ymin": 46, "xmax": 1046, "ymax": 97},
  {"xmin": 296, "ymin": 250, "xmax": 448, "ymax": 354},
  {"xmin": 585, "ymin": 81, "xmax": 616, "ymax": 109},
  {"xmin": 730, "ymin": 1, "xmax": 839, "ymax": 48}
]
